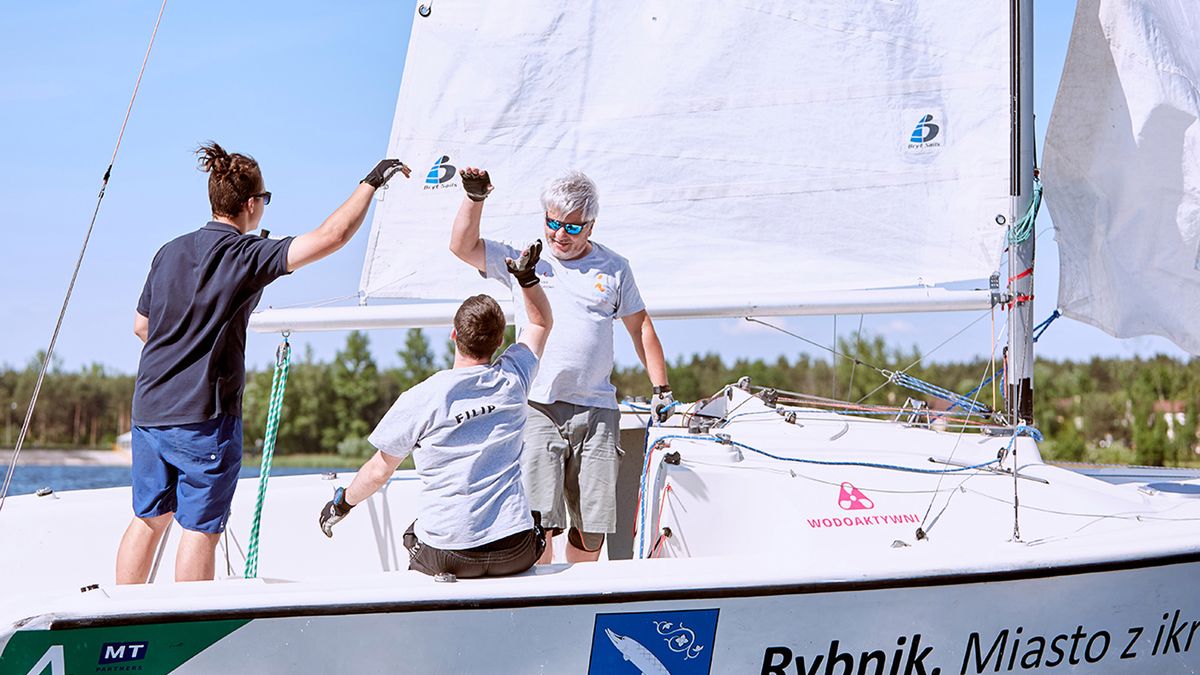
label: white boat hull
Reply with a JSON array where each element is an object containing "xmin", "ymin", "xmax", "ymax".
[
  {"xmin": 6, "ymin": 390, "xmax": 1200, "ymax": 673},
  {"xmin": 4, "ymin": 555, "xmax": 1200, "ymax": 673}
]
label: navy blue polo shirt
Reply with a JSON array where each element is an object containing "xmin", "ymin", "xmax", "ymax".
[{"xmin": 132, "ymin": 222, "xmax": 293, "ymax": 427}]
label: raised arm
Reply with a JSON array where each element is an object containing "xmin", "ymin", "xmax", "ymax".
[
  {"xmin": 448, "ymin": 167, "xmax": 494, "ymax": 273},
  {"xmin": 287, "ymin": 160, "xmax": 410, "ymax": 272},
  {"xmin": 506, "ymin": 240, "xmax": 552, "ymax": 358}
]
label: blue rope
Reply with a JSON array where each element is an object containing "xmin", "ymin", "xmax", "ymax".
[
  {"xmin": 952, "ymin": 310, "xmax": 1060, "ymax": 412},
  {"xmin": 951, "ymin": 371, "xmax": 999, "ymax": 413},
  {"xmin": 890, "ymin": 372, "xmax": 992, "ymax": 415},
  {"xmin": 653, "ymin": 434, "xmax": 1004, "ymax": 474},
  {"xmin": 622, "ymin": 399, "xmax": 681, "ymax": 415},
  {"xmin": 1032, "ymin": 309, "xmax": 1061, "ymax": 343},
  {"xmin": 636, "ymin": 414, "xmax": 656, "ymax": 556}
]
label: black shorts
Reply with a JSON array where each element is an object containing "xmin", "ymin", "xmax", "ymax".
[{"xmin": 403, "ymin": 516, "xmax": 546, "ymax": 579}]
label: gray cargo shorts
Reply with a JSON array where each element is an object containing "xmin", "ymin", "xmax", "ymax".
[{"xmin": 521, "ymin": 400, "xmax": 621, "ymax": 534}]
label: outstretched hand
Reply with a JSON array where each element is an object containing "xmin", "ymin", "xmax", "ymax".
[
  {"xmin": 460, "ymin": 167, "xmax": 493, "ymax": 202},
  {"xmin": 319, "ymin": 487, "xmax": 354, "ymax": 538},
  {"xmin": 506, "ymin": 240, "xmax": 543, "ymax": 288},
  {"xmin": 362, "ymin": 159, "xmax": 412, "ymax": 189}
]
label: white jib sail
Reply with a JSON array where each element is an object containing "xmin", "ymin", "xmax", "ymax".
[
  {"xmin": 1044, "ymin": 0, "xmax": 1200, "ymax": 355},
  {"xmin": 359, "ymin": 0, "xmax": 1013, "ymax": 315}
]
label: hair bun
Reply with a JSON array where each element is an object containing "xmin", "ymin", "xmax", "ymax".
[{"xmin": 196, "ymin": 141, "xmax": 231, "ymax": 174}]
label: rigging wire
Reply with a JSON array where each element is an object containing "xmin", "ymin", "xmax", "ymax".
[
  {"xmin": 743, "ymin": 317, "xmax": 884, "ymax": 374},
  {"xmin": 0, "ymin": 0, "xmax": 169, "ymax": 516},
  {"xmin": 831, "ymin": 315, "xmax": 837, "ymax": 400},
  {"xmin": 852, "ymin": 310, "xmax": 995, "ymax": 405},
  {"xmin": 847, "ymin": 314, "xmax": 865, "ymax": 401},
  {"xmin": 917, "ymin": 333, "xmax": 1010, "ymax": 533}
]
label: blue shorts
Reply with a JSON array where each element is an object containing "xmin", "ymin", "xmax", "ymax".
[{"xmin": 131, "ymin": 415, "xmax": 242, "ymax": 534}]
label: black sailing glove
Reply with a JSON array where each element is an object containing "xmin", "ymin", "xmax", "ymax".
[
  {"xmin": 652, "ymin": 386, "xmax": 675, "ymax": 423},
  {"xmin": 506, "ymin": 240, "xmax": 543, "ymax": 288},
  {"xmin": 319, "ymin": 487, "xmax": 354, "ymax": 538},
  {"xmin": 460, "ymin": 167, "xmax": 493, "ymax": 202},
  {"xmin": 361, "ymin": 159, "xmax": 412, "ymax": 189}
]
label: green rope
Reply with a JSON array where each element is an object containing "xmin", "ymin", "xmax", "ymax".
[
  {"xmin": 244, "ymin": 334, "xmax": 291, "ymax": 579},
  {"xmin": 1008, "ymin": 175, "xmax": 1043, "ymax": 245}
]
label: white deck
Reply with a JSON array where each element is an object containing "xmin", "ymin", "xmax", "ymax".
[{"xmin": 4, "ymin": 388, "xmax": 1200, "ymax": 672}]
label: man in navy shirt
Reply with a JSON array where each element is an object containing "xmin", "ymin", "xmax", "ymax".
[{"xmin": 116, "ymin": 142, "xmax": 409, "ymax": 583}]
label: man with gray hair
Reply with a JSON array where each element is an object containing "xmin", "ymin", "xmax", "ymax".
[{"xmin": 449, "ymin": 167, "xmax": 672, "ymax": 563}]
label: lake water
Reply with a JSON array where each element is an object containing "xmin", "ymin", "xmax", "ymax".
[
  {"xmin": 5, "ymin": 463, "xmax": 1199, "ymax": 498},
  {"xmin": 1, "ymin": 464, "xmax": 349, "ymax": 497}
]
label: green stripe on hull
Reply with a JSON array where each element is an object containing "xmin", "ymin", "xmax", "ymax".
[{"xmin": 0, "ymin": 619, "xmax": 249, "ymax": 675}]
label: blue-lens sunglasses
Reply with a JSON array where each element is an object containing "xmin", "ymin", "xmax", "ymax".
[{"xmin": 544, "ymin": 215, "xmax": 592, "ymax": 236}]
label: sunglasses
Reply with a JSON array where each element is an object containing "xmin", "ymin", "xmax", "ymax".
[
  {"xmin": 252, "ymin": 191, "xmax": 272, "ymax": 206},
  {"xmin": 544, "ymin": 215, "xmax": 592, "ymax": 236}
]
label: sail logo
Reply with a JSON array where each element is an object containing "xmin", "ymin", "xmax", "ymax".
[
  {"xmin": 838, "ymin": 482, "xmax": 874, "ymax": 510},
  {"xmin": 910, "ymin": 114, "xmax": 940, "ymax": 144},
  {"xmin": 904, "ymin": 110, "xmax": 945, "ymax": 155},
  {"xmin": 589, "ymin": 609, "xmax": 719, "ymax": 674},
  {"xmin": 424, "ymin": 155, "xmax": 458, "ymax": 190}
]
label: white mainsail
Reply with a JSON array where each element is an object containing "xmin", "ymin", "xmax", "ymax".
[
  {"xmin": 358, "ymin": 0, "xmax": 1014, "ymax": 314},
  {"xmin": 1044, "ymin": 0, "xmax": 1200, "ymax": 355}
]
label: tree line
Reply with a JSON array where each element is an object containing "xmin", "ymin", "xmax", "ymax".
[{"xmin": 2, "ymin": 331, "xmax": 1197, "ymax": 466}]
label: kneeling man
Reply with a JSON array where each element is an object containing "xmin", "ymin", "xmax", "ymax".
[{"xmin": 319, "ymin": 242, "xmax": 551, "ymax": 578}]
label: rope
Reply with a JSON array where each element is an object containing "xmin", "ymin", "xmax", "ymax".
[
  {"xmin": 244, "ymin": 335, "xmax": 292, "ymax": 578},
  {"xmin": 0, "ymin": 0, "xmax": 169, "ymax": 517},
  {"xmin": 1007, "ymin": 176, "xmax": 1042, "ymax": 245},
  {"xmin": 1032, "ymin": 309, "xmax": 1060, "ymax": 343},
  {"xmin": 853, "ymin": 310, "xmax": 994, "ymax": 405},
  {"xmin": 656, "ymin": 434, "xmax": 1006, "ymax": 474},
  {"xmin": 633, "ymin": 428, "xmax": 1023, "ymax": 556},
  {"xmin": 946, "ymin": 310, "xmax": 1056, "ymax": 413},
  {"xmin": 649, "ymin": 484, "xmax": 673, "ymax": 558},
  {"xmin": 886, "ymin": 372, "xmax": 993, "ymax": 416}
]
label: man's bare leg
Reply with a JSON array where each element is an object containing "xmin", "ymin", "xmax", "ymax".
[
  {"xmin": 176, "ymin": 529, "xmax": 221, "ymax": 582},
  {"xmin": 565, "ymin": 541, "xmax": 602, "ymax": 563},
  {"xmin": 565, "ymin": 528, "xmax": 603, "ymax": 563},
  {"xmin": 538, "ymin": 531, "xmax": 555, "ymax": 564},
  {"xmin": 116, "ymin": 513, "xmax": 174, "ymax": 585}
]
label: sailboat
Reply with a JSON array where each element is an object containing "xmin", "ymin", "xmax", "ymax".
[{"xmin": 4, "ymin": 0, "xmax": 1200, "ymax": 672}]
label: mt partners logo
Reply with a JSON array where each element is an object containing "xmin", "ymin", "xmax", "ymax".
[{"xmin": 423, "ymin": 155, "xmax": 458, "ymax": 191}]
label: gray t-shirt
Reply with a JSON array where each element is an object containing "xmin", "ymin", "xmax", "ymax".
[
  {"xmin": 368, "ymin": 343, "xmax": 538, "ymax": 549},
  {"xmin": 484, "ymin": 239, "xmax": 645, "ymax": 409}
]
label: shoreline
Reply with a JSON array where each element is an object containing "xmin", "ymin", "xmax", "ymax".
[{"xmin": 8, "ymin": 448, "xmax": 132, "ymax": 466}]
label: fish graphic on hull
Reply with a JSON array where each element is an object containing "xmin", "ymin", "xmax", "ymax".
[{"xmin": 605, "ymin": 628, "xmax": 672, "ymax": 674}]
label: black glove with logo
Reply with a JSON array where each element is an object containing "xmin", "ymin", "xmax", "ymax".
[
  {"xmin": 506, "ymin": 240, "xmax": 543, "ymax": 288},
  {"xmin": 361, "ymin": 159, "xmax": 412, "ymax": 189},
  {"xmin": 319, "ymin": 487, "xmax": 354, "ymax": 538},
  {"xmin": 460, "ymin": 167, "xmax": 493, "ymax": 202},
  {"xmin": 652, "ymin": 385, "xmax": 675, "ymax": 423}
]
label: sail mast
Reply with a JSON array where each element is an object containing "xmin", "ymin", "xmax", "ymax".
[{"xmin": 1007, "ymin": 0, "xmax": 1036, "ymax": 424}]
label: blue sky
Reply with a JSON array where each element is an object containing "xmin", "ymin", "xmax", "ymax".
[{"xmin": 0, "ymin": 0, "xmax": 1188, "ymax": 378}]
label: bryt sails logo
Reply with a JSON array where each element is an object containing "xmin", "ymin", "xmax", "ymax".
[
  {"xmin": 424, "ymin": 155, "xmax": 458, "ymax": 190},
  {"xmin": 905, "ymin": 110, "xmax": 945, "ymax": 154},
  {"xmin": 589, "ymin": 609, "xmax": 719, "ymax": 674},
  {"xmin": 909, "ymin": 114, "xmax": 940, "ymax": 144}
]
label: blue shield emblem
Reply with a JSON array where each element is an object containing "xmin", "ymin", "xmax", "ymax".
[{"xmin": 588, "ymin": 609, "xmax": 719, "ymax": 674}]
